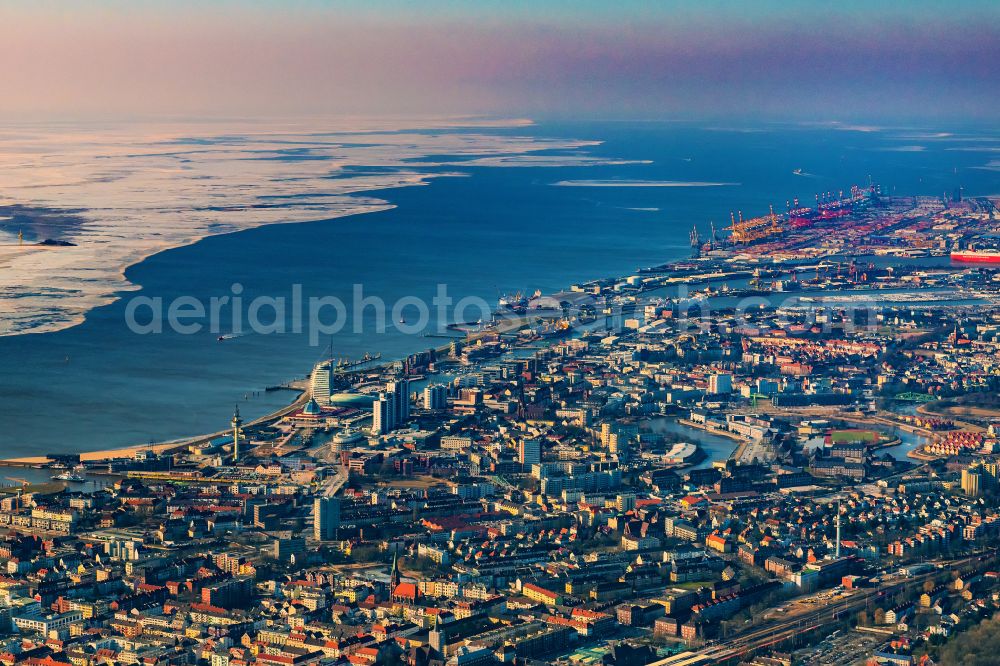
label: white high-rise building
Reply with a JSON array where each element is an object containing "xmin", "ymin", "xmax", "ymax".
[
  {"xmin": 313, "ymin": 497, "xmax": 341, "ymax": 541},
  {"xmin": 388, "ymin": 379, "xmax": 410, "ymax": 425},
  {"xmin": 423, "ymin": 384, "xmax": 447, "ymax": 410},
  {"xmin": 310, "ymin": 361, "xmax": 332, "ymax": 406},
  {"xmin": 372, "ymin": 393, "xmax": 395, "ymax": 435}
]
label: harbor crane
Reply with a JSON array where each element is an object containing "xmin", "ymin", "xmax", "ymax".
[
  {"xmin": 726, "ymin": 205, "xmax": 783, "ymax": 244},
  {"xmin": 4, "ymin": 477, "xmax": 31, "ymax": 511}
]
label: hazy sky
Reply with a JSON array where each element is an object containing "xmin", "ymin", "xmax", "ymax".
[{"xmin": 0, "ymin": 0, "xmax": 997, "ymax": 122}]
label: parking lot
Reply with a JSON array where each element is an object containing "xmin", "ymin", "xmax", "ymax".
[{"xmin": 794, "ymin": 629, "xmax": 887, "ymax": 665}]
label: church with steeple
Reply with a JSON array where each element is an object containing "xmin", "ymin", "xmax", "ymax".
[{"xmin": 388, "ymin": 550, "xmax": 419, "ymax": 604}]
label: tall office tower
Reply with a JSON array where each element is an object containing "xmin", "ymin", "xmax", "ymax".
[
  {"xmin": 372, "ymin": 393, "xmax": 395, "ymax": 435},
  {"xmin": 313, "ymin": 497, "xmax": 341, "ymax": 541},
  {"xmin": 310, "ymin": 360, "xmax": 332, "ymax": 406},
  {"xmin": 423, "ymin": 384, "xmax": 447, "ymax": 410},
  {"xmin": 708, "ymin": 372, "xmax": 733, "ymax": 395},
  {"xmin": 519, "ymin": 438, "xmax": 541, "ymax": 468},
  {"xmin": 388, "ymin": 378, "xmax": 410, "ymax": 425},
  {"xmin": 962, "ymin": 468, "xmax": 982, "ymax": 497}
]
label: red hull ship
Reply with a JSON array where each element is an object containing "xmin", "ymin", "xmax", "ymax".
[{"xmin": 951, "ymin": 250, "xmax": 1000, "ymax": 264}]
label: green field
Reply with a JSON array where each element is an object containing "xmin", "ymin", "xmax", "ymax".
[
  {"xmin": 672, "ymin": 580, "xmax": 715, "ymax": 590},
  {"xmin": 830, "ymin": 429, "xmax": 879, "ymax": 444}
]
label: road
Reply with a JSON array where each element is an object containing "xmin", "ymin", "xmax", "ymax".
[
  {"xmin": 312, "ymin": 438, "xmax": 349, "ymax": 497},
  {"xmin": 319, "ymin": 467, "xmax": 348, "ymax": 497}
]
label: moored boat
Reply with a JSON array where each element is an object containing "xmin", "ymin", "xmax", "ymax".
[{"xmin": 951, "ymin": 249, "xmax": 1000, "ymax": 264}]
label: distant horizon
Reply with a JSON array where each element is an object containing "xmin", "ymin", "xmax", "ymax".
[
  {"xmin": 0, "ymin": 114, "xmax": 996, "ymax": 132},
  {"xmin": 0, "ymin": 0, "xmax": 996, "ymax": 122}
]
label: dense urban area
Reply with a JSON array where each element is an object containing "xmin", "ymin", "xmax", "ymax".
[{"xmin": 3, "ymin": 187, "xmax": 1000, "ymax": 666}]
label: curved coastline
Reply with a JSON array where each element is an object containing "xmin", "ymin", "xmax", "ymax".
[
  {"xmin": 5, "ymin": 121, "xmax": 997, "ymax": 458},
  {"xmin": 3, "ymin": 385, "xmax": 311, "ymax": 464},
  {"xmin": 0, "ymin": 119, "xmax": 606, "ymax": 338},
  {"xmin": 0, "ymin": 156, "xmax": 684, "ymax": 455},
  {"xmin": 3, "ymin": 201, "xmax": 401, "ymax": 337}
]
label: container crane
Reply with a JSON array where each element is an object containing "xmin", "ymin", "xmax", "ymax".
[{"xmin": 725, "ymin": 205, "xmax": 783, "ymax": 244}]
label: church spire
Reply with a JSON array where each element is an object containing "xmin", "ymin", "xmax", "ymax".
[{"xmin": 390, "ymin": 549, "xmax": 400, "ymax": 590}]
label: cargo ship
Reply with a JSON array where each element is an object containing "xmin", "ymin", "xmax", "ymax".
[
  {"xmin": 951, "ymin": 249, "xmax": 1000, "ymax": 264},
  {"xmin": 499, "ymin": 290, "xmax": 537, "ymax": 313}
]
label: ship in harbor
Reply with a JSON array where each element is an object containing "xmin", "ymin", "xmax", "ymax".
[
  {"xmin": 951, "ymin": 249, "xmax": 1000, "ymax": 264},
  {"xmin": 497, "ymin": 291, "xmax": 529, "ymax": 312},
  {"xmin": 52, "ymin": 472, "xmax": 86, "ymax": 482}
]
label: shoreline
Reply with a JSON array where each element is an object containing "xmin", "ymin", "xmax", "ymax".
[
  {"xmin": 1, "ymin": 263, "xmax": 957, "ymax": 465},
  {"xmin": 677, "ymin": 418, "xmax": 745, "ymax": 443},
  {"xmin": 916, "ymin": 400, "xmax": 990, "ymax": 432},
  {"xmin": 673, "ymin": 444, "xmax": 708, "ymax": 470},
  {"xmin": 2, "ymin": 201, "xmax": 403, "ymax": 338},
  {"xmin": 0, "ymin": 119, "xmax": 599, "ymax": 338},
  {"xmin": 907, "ymin": 447, "xmax": 940, "ymax": 462},
  {"xmin": 3, "ymin": 440, "xmax": 198, "ymax": 465},
  {"xmin": 1, "ymin": 147, "xmax": 978, "ymax": 462},
  {"xmin": 2, "ymin": 384, "xmax": 310, "ymax": 464},
  {"xmin": 0, "ymin": 122, "xmax": 654, "ymax": 455},
  {"xmin": 0, "ymin": 321, "xmax": 512, "ymax": 464}
]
